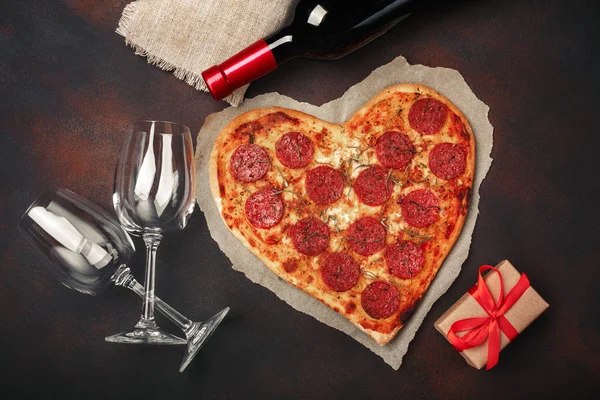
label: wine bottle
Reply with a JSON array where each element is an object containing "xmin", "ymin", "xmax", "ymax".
[{"xmin": 202, "ymin": 0, "xmax": 418, "ymax": 100}]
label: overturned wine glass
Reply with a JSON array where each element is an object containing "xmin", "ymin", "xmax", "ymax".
[{"xmin": 19, "ymin": 188, "xmax": 229, "ymax": 372}]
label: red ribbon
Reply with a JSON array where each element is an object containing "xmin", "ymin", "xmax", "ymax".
[{"xmin": 447, "ymin": 265, "xmax": 530, "ymax": 370}]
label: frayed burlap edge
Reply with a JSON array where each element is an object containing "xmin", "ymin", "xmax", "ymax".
[{"xmin": 115, "ymin": 1, "xmax": 245, "ymax": 106}]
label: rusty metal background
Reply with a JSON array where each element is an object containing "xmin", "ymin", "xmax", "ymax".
[{"xmin": 1, "ymin": 0, "xmax": 599, "ymax": 398}]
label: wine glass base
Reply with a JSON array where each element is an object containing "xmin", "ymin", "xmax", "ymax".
[
  {"xmin": 179, "ymin": 307, "xmax": 230, "ymax": 372},
  {"xmin": 105, "ymin": 328, "xmax": 186, "ymax": 345}
]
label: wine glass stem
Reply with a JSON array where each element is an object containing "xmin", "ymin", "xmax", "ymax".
[
  {"xmin": 130, "ymin": 279, "xmax": 192, "ymax": 331},
  {"xmin": 141, "ymin": 232, "xmax": 162, "ymax": 323},
  {"xmin": 113, "ymin": 265, "xmax": 193, "ymax": 332}
]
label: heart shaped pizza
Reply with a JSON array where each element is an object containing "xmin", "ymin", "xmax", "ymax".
[{"xmin": 210, "ymin": 84, "xmax": 475, "ymax": 344}]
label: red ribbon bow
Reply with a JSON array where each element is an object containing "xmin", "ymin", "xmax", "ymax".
[{"xmin": 447, "ymin": 265, "xmax": 530, "ymax": 370}]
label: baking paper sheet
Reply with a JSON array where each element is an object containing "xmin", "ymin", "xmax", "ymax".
[{"xmin": 194, "ymin": 55, "xmax": 493, "ymax": 369}]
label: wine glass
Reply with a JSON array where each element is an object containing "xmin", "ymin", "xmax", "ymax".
[
  {"xmin": 111, "ymin": 121, "xmax": 203, "ymax": 344},
  {"xmin": 19, "ymin": 188, "xmax": 230, "ymax": 372}
]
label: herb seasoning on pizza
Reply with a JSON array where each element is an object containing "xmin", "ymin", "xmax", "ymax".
[{"xmin": 210, "ymin": 84, "xmax": 475, "ymax": 345}]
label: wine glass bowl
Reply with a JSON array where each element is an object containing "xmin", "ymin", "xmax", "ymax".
[
  {"xmin": 19, "ymin": 189, "xmax": 134, "ymax": 296},
  {"xmin": 113, "ymin": 120, "xmax": 196, "ymax": 234}
]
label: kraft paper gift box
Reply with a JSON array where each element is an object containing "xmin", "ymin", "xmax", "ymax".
[{"xmin": 434, "ymin": 260, "xmax": 549, "ymax": 370}]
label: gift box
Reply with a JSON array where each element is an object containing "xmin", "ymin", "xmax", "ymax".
[{"xmin": 434, "ymin": 260, "xmax": 549, "ymax": 370}]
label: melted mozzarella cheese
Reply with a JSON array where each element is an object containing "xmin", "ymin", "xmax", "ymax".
[{"xmin": 326, "ymin": 203, "xmax": 357, "ymax": 229}]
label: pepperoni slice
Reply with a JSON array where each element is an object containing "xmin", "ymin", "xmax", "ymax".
[
  {"xmin": 361, "ymin": 281, "xmax": 400, "ymax": 319},
  {"xmin": 230, "ymin": 144, "xmax": 270, "ymax": 182},
  {"xmin": 385, "ymin": 241, "xmax": 424, "ymax": 279},
  {"xmin": 346, "ymin": 216, "xmax": 386, "ymax": 256},
  {"xmin": 354, "ymin": 165, "xmax": 392, "ymax": 206},
  {"xmin": 409, "ymin": 98, "xmax": 448, "ymax": 135},
  {"xmin": 283, "ymin": 260, "xmax": 299, "ymax": 273},
  {"xmin": 429, "ymin": 143, "xmax": 467, "ymax": 180},
  {"xmin": 244, "ymin": 187, "xmax": 284, "ymax": 229},
  {"xmin": 399, "ymin": 189, "xmax": 440, "ymax": 228},
  {"xmin": 375, "ymin": 131, "xmax": 415, "ymax": 170},
  {"xmin": 275, "ymin": 132, "xmax": 314, "ymax": 169},
  {"xmin": 320, "ymin": 253, "xmax": 360, "ymax": 292},
  {"xmin": 306, "ymin": 166, "xmax": 344, "ymax": 205},
  {"xmin": 289, "ymin": 217, "xmax": 330, "ymax": 256}
]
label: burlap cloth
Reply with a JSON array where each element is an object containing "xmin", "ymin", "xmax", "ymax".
[{"xmin": 117, "ymin": 0, "xmax": 296, "ymax": 106}]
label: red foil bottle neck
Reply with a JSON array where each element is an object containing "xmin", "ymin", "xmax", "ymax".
[{"xmin": 201, "ymin": 39, "xmax": 278, "ymax": 100}]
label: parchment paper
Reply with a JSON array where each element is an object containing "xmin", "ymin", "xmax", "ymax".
[{"xmin": 194, "ymin": 55, "xmax": 494, "ymax": 369}]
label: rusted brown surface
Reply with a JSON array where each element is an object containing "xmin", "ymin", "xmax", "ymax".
[{"xmin": 1, "ymin": 0, "xmax": 599, "ymax": 398}]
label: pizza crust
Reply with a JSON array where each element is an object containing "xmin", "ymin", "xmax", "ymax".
[{"xmin": 209, "ymin": 84, "xmax": 475, "ymax": 345}]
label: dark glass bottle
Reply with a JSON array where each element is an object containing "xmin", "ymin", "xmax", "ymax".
[{"xmin": 202, "ymin": 0, "xmax": 418, "ymax": 100}]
